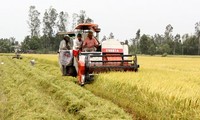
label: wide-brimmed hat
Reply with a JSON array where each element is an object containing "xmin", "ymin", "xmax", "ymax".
[{"xmin": 64, "ymin": 35, "xmax": 70, "ymax": 40}]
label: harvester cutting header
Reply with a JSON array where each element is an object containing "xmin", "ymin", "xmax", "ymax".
[{"xmin": 57, "ymin": 23, "xmax": 139, "ymax": 85}]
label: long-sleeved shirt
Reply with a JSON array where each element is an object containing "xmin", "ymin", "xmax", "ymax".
[
  {"xmin": 59, "ymin": 40, "xmax": 71, "ymax": 52},
  {"xmin": 73, "ymin": 39, "xmax": 83, "ymax": 50}
]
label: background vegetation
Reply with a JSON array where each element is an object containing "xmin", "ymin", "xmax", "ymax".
[{"xmin": 1, "ymin": 6, "xmax": 200, "ymax": 55}]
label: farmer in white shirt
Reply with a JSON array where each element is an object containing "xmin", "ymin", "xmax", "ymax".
[
  {"xmin": 73, "ymin": 33, "xmax": 83, "ymax": 51},
  {"xmin": 58, "ymin": 35, "xmax": 72, "ymax": 76},
  {"xmin": 59, "ymin": 35, "xmax": 71, "ymax": 52},
  {"xmin": 72, "ymin": 33, "xmax": 83, "ymax": 73}
]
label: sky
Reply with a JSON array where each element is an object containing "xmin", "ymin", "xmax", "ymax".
[{"xmin": 1, "ymin": 0, "xmax": 200, "ymax": 42}]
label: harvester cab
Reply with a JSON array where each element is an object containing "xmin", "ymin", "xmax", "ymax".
[{"xmin": 57, "ymin": 23, "xmax": 139, "ymax": 86}]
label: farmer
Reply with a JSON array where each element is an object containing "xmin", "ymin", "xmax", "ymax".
[
  {"xmin": 58, "ymin": 35, "xmax": 72, "ymax": 76},
  {"xmin": 72, "ymin": 33, "xmax": 83, "ymax": 73},
  {"xmin": 59, "ymin": 35, "xmax": 71, "ymax": 52},
  {"xmin": 82, "ymin": 31, "xmax": 99, "ymax": 52},
  {"xmin": 73, "ymin": 33, "xmax": 83, "ymax": 51}
]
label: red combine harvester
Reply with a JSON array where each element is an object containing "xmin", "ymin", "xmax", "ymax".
[{"xmin": 58, "ymin": 23, "xmax": 139, "ymax": 85}]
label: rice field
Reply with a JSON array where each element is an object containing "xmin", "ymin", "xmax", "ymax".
[
  {"xmin": 0, "ymin": 54, "xmax": 132, "ymax": 120},
  {"xmin": 2, "ymin": 54, "xmax": 200, "ymax": 120},
  {"xmin": 86, "ymin": 56, "xmax": 200, "ymax": 119}
]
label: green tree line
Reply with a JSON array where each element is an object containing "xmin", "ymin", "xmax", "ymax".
[
  {"xmin": 129, "ymin": 24, "xmax": 200, "ymax": 55},
  {"xmin": 20, "ymin": 6, "xmax": 93, "ymax": 53},
  {"xmin": 0, "ymin": 37, "xmax": 18, "ymax": 53},
  {"xmin": 0, "ymin": 5, "xmax": 200, "ymax": 55},
  {"xmin": 0, "ymin": 6, "xmax": 93, "ymax": 53}
]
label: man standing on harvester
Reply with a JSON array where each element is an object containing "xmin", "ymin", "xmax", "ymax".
[
  {"xmin": 58, "ymin": 35, "xmax": 73, "ymax": 76},
  {"xmin": 73, "ymin": 33, "xmax": 83, "ymax": 51},
  {"xmin": 59, "ymin": 35, "xmax": 71, "ymax": 51}
]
